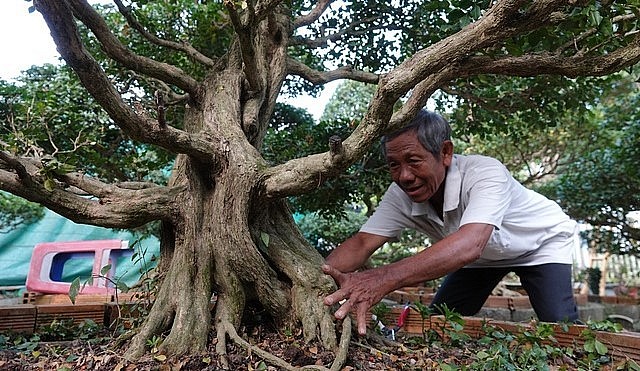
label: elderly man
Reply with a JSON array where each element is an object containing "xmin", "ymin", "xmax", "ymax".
[{"xmin": 322, "ymin": 110, "xmax": 579, "ymax": 335}]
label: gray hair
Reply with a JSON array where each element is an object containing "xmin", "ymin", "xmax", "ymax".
[{"xmin": 381, "ymin": 110, "xmax": 452, "ymax": 159}]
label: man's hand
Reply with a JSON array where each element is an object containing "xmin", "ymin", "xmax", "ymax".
[{"xmin": 322, "ymin": 264, "xmax": 389, "ymax": 336}]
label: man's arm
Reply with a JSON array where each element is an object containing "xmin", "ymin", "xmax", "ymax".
[
  {"xmin": 383, "ymin": 223, "xmax": 494, "ymax": 288},
  {"xmin": 323, "ymin": 223, "xmax": 494, "ymax": 335},
  {"xmin": 325, "ymin": 232, "xmax": 390, "ymax": 272}
]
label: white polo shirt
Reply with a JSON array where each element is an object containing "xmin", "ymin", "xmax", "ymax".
[{"xmin": 360, "ymin": 154, "xmax": 576, "ymax": 267}]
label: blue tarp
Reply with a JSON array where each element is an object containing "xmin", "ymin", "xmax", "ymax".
[{"xmin": 0, "ymin": 209, "xmax": 159, "ymax": 288}]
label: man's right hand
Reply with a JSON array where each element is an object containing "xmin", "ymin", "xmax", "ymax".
[{"xmin": 322, "ymin": 264, "xmax": 390, "ymax": 336}]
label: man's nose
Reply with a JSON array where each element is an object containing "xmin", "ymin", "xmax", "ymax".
[{"xmin": 398, "ymin": 165, "xmax": 414, "ymax": 182}]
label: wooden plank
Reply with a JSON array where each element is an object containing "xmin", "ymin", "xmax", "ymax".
[
  {"xmin": 35, "ymin": 304, "xmax": 106, "ymax": 329},
  {"xmin": 0, "ymin": 305, "xmax": 37, "ymax": 333},
  {"xmin": 23, "ymin": 291, "xmax": 140, "ymax": 305},
  {"xmin": 28, "ymin": 293, "xmax": 114, "ymax": 305}
]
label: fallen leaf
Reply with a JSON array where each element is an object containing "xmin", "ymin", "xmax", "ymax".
[{"xmin": 154, "ymin": 354, "xmax": 167, "ymax": 362}]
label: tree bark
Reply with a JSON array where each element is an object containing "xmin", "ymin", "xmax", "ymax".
[
  {"xmin": 121, "ymin": 65, "xmax": 340, "ymax": 360},
  {"xmin": 125, "ymin": 155, "xmax": 338, "ymax": 360}
]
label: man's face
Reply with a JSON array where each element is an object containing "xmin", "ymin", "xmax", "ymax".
[{"xmin": 384, "ymin": 131, "xmax": 452, "ymax": 203}]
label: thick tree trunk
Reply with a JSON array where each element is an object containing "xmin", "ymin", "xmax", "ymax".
[
  {"xmin": 125, "ymin": 155, "xmax": 216, "ymax": 358},
  {"xmin": 120, "ymin": 18, "xmax": 344, "ymax": 358},
  {"xmin": 250, "ymin": 200, "xmax": 339, "ymax": 348},
  {"xmin": 125, "ymin": 134, "xmax": 339, "ymax": 362}
]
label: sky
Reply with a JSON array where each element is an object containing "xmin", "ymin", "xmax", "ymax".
[
  {"xmin": 0, "ymin": 0, "xmax": 336, "ymax": 120},
  {"xmin": 0, "ymin": 1, "xmax": 61, "ymax": 81}
]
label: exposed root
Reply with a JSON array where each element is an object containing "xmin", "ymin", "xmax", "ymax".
[
  {"xmin": 225, "ymin": 324, "xmax": 326, "ymax": 371},
  {"xmin": 327, "ymin": 318, "xmax": 351, "ymax": 371},
  {"xmin": 123, "ymin": 301, "xmax": 173, "ymax": 360},
  {"xmin": 157, "ymin": 300, "xmax": 210, "ymax": 355},
  {"xmin": 225, "ymin": 321, "xmax": 302, "ymax": 370},
  {"xmin": 218, "ymin": 316, "xmax": 352, "ymax": 371},
  {"xmin": 215, "ymin": 323, "xmax": 230, "ymax": 369},
  {"xmin": 351, "ymin": 340, "xmax": 397, "ymax": 358},
  {"xmin": 292, "ymin": 285, "xmax": 338, "ymax": 349},
  {"xmin": 367, "ymin": 331, "xmax": 405, "ymax": 348},
  {"xmin": 213, "ymin": 287, "xmax": 246, "ymax": 369},
  {"xmin": 123, "ymin": 258, "xmax": 210, "ymax": 360},
  {"xmin": 252, "ymin": 200, "xmax": 340, "ymax": 350},
  {"xmin": 113, "ymin": 327, "xmax": 137, "ymax": 349}
]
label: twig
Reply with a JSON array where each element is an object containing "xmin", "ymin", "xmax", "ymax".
[{"xmin": 225, "ymin": 321, "xmax": 307, "ymax": 371}]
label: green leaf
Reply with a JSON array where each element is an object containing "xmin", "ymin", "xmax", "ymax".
[
  {"xmin": 471, "ymin": 6, "xmax": 481, "ymax": 18},
  {"xmin": 68, "ymin": 278, "xmax": 80, "ymax": 304},
  {"xmin": 56, "ymin": 163, "xmax": 76, "ymax": 174},
  {"xmin": 260, "ymin": 232, "xmax": 270, "ymax": 247},
  {"xmin": 583, "ymin": 340, "xmax": 595, "ymax": 353},
  {"xmin": 588, "ymin": 8, "xmax": 602, "ymax": 27},
  {"xmin": 594, "ymin": 339, "xmax": 608, "ymax": 355},
  {"xmin": 626, "ymin": 359, "xmax": 640, "ymax": 371},
  {"xmin": 116, "ymin": 281, "xmax": 130, "ymax": 292},
  {"xmin": 100, "ymin": 264, "xmax": 112, "ymax": 276},
  {"xmin": 43, "ymin": 178, "xmax": 56, "ymax": 191},
  {"xmin": 599, "ymin": 17, "xmax": 613, "ymax": 37}
]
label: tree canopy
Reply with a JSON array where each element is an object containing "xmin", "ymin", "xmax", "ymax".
[{"xmin": 537, "ymin": 77, "xmax": 640, "ymax": 255}]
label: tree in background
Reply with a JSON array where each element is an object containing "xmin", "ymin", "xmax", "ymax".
[
  {"xmin": 267, "ymin": 82, "xmax": 389, "ymax": 255},
  {"xmin": 320, "ymin": 80, "xmax": 377, "ymax": 124},
  {"xmin": 0, "ymin": 193, "xmax": 43, "ymax": 233},
  {"xmin": 0, "ymin": 64, "xmax": 171, "ymax": 235},
  {"xmin": 537, "ymin": 77, "xmax": 640, "ymax": 255},
  {"xmin": 0, "ymin": 0, "xmax": 639, "ymax": 366}
]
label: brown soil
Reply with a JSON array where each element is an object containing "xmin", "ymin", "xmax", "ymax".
[{"xmin": 0, "ymin": 320, "xmax": 616, "ymax": 371}]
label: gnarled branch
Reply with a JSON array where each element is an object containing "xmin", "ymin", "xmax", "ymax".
[
  {"xmin": 113, "ymin": 0, "xmax": 216, "ymax": 68},
  {"xmin": 66, "ymin": 0, "xmax": 200, "ymax": 96},
  {"xmin": 0, "ymin": 153, "xmax": 180, "ymax": 229},
  {"xmin": 35, "ymin": 0, "xmax": 227, "ymax": 165},
  {"xmin": 287, "ymin": 58, "xmax": 379, "ymax": 85},
  {"xmin": 293, "ymin": 0, "xmax": 333, "ymax": 28}
]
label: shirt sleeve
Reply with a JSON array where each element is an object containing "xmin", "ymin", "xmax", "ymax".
[
  {"xmin": 360, "ymin": 183, "xmax": 417, "ymax": 239},
  {"xmin": 458, "ymin": 160, "xmax": 513, "ymax": 229}
]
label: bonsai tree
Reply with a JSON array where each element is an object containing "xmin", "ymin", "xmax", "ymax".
[{"xmin": 1, "ymin": 0, "xmax": 639, "ymax": 366}]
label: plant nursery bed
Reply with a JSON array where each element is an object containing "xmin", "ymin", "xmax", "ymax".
[
  {"xmin": 22, "ymin": 291, "xmax": 139, "ymax": 305},
  {"xmin": 381, "ymin": 307, "xmax": 640, "ymax": 363},
  {"xmin": 0, "ymin": 292, "xmax": 143, "ymax": 334}
]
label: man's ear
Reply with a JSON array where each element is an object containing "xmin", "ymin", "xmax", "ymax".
[{"xmin": 441, "ymin": 140, "xmax": 454, "ymax": 166}]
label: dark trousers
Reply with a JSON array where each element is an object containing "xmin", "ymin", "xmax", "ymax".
[{"xmin": 430, "ymin": 263, "xmax": 579, "ymax": 322}]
